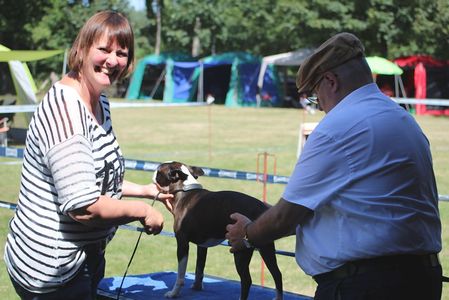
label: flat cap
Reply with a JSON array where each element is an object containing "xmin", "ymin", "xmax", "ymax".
[{"xmin": 296, "ymin": 32, "xmax": 365, "ymax": 94}]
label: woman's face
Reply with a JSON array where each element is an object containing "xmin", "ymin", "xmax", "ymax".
[{"xmin": 81, "ymin": 33, "xmax": 129, "ymax": 91}]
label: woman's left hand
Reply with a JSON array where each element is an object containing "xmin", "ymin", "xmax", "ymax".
[{"xmin": 147, "ymin": 183, "xmax": 175, "ymax": 214}]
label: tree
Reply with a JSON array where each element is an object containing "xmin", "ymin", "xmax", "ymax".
[
  {"xmin": 23, "ymin": 0, "xmax": 134, "ymax": 82},
  {"xmin": 0, "ymin": 0, "xmax": 51, "ymax": 49},
  {"xmin": 146, "ymin": 0, "xmax": 163, "ymax": 55},
  {"xmin": 3, "ymin": 0, "xmax": 449, "ymax": 95}
]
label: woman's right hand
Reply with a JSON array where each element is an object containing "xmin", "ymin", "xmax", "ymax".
[{"xmin": 140, "ymin": 205, "xmax": 164, "ymax": 235}]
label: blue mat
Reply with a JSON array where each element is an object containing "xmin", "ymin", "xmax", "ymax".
[{"xmin": 97, "ymin": 271, "xmax": 312, "ymax": 299}]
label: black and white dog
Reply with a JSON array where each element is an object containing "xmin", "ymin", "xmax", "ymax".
[{"xmin": 153, "ymin": 161, "xmax": 283, "ymax": 300}]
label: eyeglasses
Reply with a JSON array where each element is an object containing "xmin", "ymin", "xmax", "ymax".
[
  {"xmin": 306, "ymin": 94, "xmax": 318, "ymax": 104},
  {"xmin": 303, "ymin": 76, "xmax": 323, "ymax": 105}
]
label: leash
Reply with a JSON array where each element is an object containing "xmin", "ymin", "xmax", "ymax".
[{"xmin": 115, "ymin": 196, "xmax": 159, "ymax": 300}]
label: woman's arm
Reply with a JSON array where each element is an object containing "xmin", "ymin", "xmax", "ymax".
[
  {"xmin": 68, "ymin": 195, "xmax": 164, "ymax": 234},
  {"xmin": 122, "ymin": 180, "xmax": 175, "ymax": 213},
  {"xmin": 68, "ymin": 180, "xmax": 174, "ymax": 234}
]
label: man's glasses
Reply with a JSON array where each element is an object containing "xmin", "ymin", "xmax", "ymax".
[
  {"xmin": 306, "ymin": 94, "xmax": 318, "ymax": 104},
  {"xmin": 302, "ymin": 76, "xmax": 323, "ymax": 104}
]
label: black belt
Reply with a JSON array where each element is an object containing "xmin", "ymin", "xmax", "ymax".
[
  {"xmin": 84, "ymin": 240, "xmax": 107, "ymax": 255},
  {"xmin": 313, "ymin": 253, "xmax": 440, "ymax": 283}
]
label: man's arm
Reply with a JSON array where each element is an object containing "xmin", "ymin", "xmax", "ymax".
[{"xmin": 225, "ymin": 198, "xmax": 312, "ymax": 252}]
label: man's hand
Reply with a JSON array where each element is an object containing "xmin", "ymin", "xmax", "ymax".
[{"xmin": 225, "ymin": 213, "xmax": 252, "ymax": 253}]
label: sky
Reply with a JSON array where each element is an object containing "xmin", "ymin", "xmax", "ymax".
[{"xmin": 129, "ymin": 0, "xmax": 146, "ymax": 11}]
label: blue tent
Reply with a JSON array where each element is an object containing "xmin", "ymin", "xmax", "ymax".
[
  {"xmin": 163, "ymin": 60, "xmax": 200, "ymax": 103},
  {"xmin": 126, "ymin": 52, "xmax": 281, "ymax": 107},
  {"xmin": 197, "ymin": 52, "xmax": 281, "ymax": 107},
  {"xmin": 126, "ymin": 52, "xmax": 195, "ymax": 100}
]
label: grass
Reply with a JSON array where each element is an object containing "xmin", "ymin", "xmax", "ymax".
[{"xmin": 1, "ymin": 104, "xmax": 448, "ymax": 299}]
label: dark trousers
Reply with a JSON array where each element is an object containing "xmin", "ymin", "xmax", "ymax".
[
  {"xmin": 10, "ymin": 246, "xmax": 105, "ymax": 300},
  {"xmin": 314, "ymin": 256, "xmax": 442, "ymax": 300}
]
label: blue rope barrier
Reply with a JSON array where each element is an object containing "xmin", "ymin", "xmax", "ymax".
[
  {"xmin": 2, "ymin": 146, "xmax": 449, "ymax": 200},
  {"xmin": 3, "ymin": 146, "xmax": 449, "ymax": 200},
  {"xmin": 0, "ymin": 200, "xmax": 295, "ymax": 257},
  {"xmin": 0, "ymin": 146, "xmax": 290, "ymax": 184}
]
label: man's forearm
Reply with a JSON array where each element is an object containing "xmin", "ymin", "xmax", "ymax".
[{"xmin": 246, "ymin": 198, "xmax": 312, "ymax": 246}]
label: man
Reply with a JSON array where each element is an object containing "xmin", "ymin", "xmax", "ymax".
[{"xmin": 226, "ymin": 32, "xmax": 442, "ymax": 299}]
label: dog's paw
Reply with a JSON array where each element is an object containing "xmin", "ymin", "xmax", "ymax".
[
  {"xmin": 164, "ymin": 290, "xmax": 179, "ymax": 298},
  {"xmin": 273, "ymin": 293, "xmax": 283, "ymax": 300},
  {"xmin": 191, "ymin": 281, "xmax": 203, "ymax": 291}
]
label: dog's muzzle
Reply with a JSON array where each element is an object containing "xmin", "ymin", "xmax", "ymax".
[{"xmin": 152, "ymin": 170, "xmax": 170, "ymax": 193}]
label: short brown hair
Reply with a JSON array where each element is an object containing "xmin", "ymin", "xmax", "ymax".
[{"xmin": 68, "ymin": 10, "xmax": 135, "ymax": 79}]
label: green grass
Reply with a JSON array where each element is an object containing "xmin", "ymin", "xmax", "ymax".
[{"xmin": 1, "ymin": 105, "xmax": 448, "ymax": 299}]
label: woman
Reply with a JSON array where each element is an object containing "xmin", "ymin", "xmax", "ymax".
[{"xmin": 4, "ymin": 11, "xmax": 173, "ymax": 299}]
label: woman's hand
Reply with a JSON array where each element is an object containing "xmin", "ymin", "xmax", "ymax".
[
  {"xmin": 122, "ymin": 180, "xmax": 174, "ymax": 213},
  {"xmin": 147, "ymin": 183, "xmax": 175, "ymax": 214},
  {"xmin": 140, "ymin": 204, "xmax": 164, "ymax": 235}
]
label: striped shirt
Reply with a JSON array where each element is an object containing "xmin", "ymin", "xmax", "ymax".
[{"xmin": 4, "ymin": 82, "xmax": 125, "ymax": 293}]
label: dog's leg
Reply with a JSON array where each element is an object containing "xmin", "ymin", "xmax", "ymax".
[
  {"xmin": 192, "ymin": 246, "xmax": 207, "ymax": 290},
  {"xmin": 165, "ymin": 236, "xmax": 189, "ymax": 298},
  {"xmin": 233, "ymin": 248, "xmax": 254, "ymax": 300},
  {"xmin": 259, "ymin": 243, "xmax": 283, "ymax": 300}
]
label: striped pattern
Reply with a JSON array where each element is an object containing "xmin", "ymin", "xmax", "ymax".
[{"xmin": 4, "ymin": 83, "xmax": 125, "ymax": 293}]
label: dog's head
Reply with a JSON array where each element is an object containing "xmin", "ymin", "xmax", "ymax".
[{"xmin": 153, "ymin": 161, "xmax": 205, "ymax": 192}]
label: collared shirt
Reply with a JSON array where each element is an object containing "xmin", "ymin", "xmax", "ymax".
[{"xmin": 283, "ymin": 83, "xmax": 441, "ymax": 276}]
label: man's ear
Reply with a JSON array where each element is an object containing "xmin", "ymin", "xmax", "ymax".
[
  {"xmin": 190, "ymin": 166, "xmax": 204, "ymax": 179},
  {"xmin": 324, "ymin": 71, "xmax": 339, "ymax": 93}
]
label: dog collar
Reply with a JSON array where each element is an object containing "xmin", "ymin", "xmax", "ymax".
[
  {"xmin": 183, "ymin": 183, "xmax": 203, "ymax": 191},
  {"xmin": 172, "ymin": 183, "xmax": 203, "ymax": 195}
]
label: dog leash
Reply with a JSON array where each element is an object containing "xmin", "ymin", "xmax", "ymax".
[{"xmin": 115, "ymin": 195, "xmax": 159, "ymax": 300}]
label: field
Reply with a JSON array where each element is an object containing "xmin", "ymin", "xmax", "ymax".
[{"xmin": 0, "ymin": 104, "xmax": 448, "ymax": 299}]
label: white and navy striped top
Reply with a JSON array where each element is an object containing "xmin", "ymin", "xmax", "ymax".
[{"xmin": 4, "ymin": 82, "xmax": 125, "ymax": 293}]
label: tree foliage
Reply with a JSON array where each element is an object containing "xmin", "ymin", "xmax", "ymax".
[{"xmin": 1, "ymin": 0, "xmax": 448, "ymax": 84}]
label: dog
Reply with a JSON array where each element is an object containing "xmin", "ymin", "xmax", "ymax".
[{"xmin": 153, "ymin": 161, "xmax": 283, "ymax": 300}]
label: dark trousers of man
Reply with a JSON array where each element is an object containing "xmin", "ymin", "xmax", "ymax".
[
  {"xmin": 313, "ymin": 254, "xmax": 442, "ymax": 300},
  {"xmin": 10, "ymin": 244, "xmax": 105, "ymax": 300}
]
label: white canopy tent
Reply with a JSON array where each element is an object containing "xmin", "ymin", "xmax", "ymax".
[
  {"xmin": 0, "ymin": 44, "xmax": 65, "ymax": 136},
  {"xmin": 257, "ymin": 50, "xmax": 406, "ymax": 107},
  {"xmin": 256, "ymin": 48, "xmax": 314, "ymax": 106},
  {"xmin": 0, "ymin": 45, "xmax": 65, "ymax": 106}
]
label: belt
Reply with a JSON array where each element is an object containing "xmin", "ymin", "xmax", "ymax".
[
  {"xmin": 84, "ymin": 240, "xmax": 107, "ymax": 255},
  {"xmin": 313, "ymin": 253, "xmax": 440, "ymax": 283}
]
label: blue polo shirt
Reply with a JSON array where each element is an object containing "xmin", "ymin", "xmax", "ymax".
[{"xmin": 283, "ymin": 83, "xmax": 441, "ymax": 276}]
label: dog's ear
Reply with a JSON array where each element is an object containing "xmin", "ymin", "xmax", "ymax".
[
  {"xmin": 189, "ymin": 166, "xmax": 204, "ymax": 179},
  {"xmin": 169, "ymin": 169, "xmax": 188, "ymax": 183}
]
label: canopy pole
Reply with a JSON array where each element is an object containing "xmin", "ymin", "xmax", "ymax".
[
  {"xmin": 62, "ymin": 48, "xmax": 68, "ymax": 77},
  {"xmin": 198, "ymin": 63, "xmax": 204, "ymax": 102},
  {"xmin": 149, "ymin": 68, "xmax": 166, "ymax": 100}
]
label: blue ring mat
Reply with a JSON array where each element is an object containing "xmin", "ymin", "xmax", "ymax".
[{"xmin": 97, "ymin": 271, "xmax": 313, "ymax": 299}]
